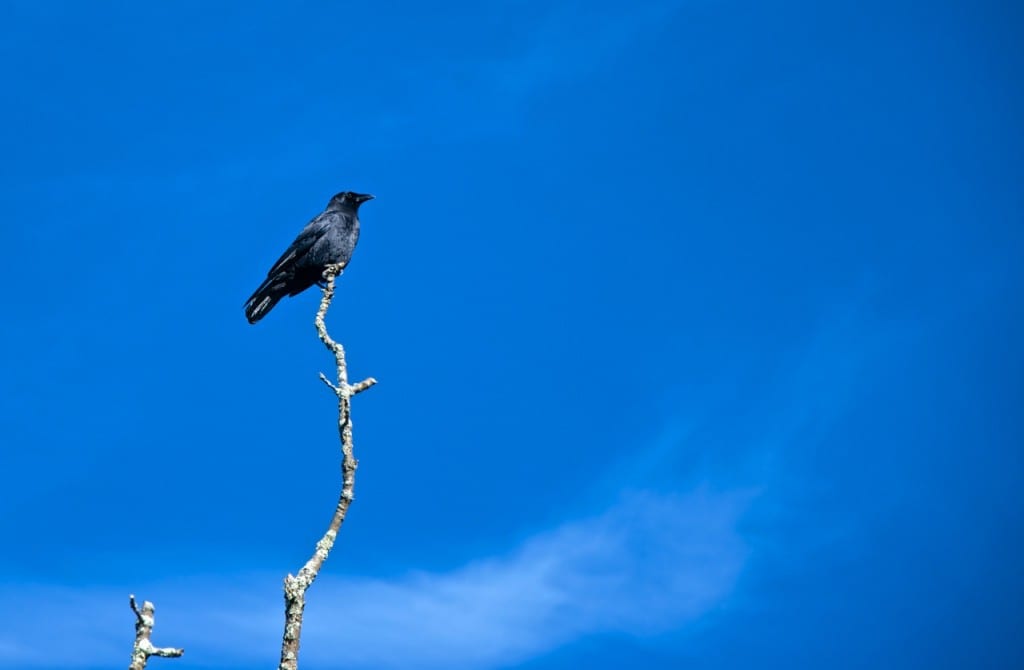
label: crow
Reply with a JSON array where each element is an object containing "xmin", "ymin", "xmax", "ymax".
[{"xmin": 244, "ymin": 191, "xmax": 374, "ymax": 324}]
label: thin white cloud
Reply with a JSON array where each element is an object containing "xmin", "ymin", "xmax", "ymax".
[
  {"xmin": 0, "ymin": 488, "xmax": 748, "ymax": 669},
  {"xmin": 298, "ymin": 488, "xmax": 748, "ymax": 668},
  {"xmin": 0, "ymin": 303, "xmax": 888, "ymax": 669}
]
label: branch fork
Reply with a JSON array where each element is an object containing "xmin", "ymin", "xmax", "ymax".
[{"xmin": 128, "ymin": 595, "xmax": 183, "ymax": 670}]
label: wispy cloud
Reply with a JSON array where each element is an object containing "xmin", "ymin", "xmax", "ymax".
[
  {"xmin": 0, "ymin": 488, "xmax": 747, "ymax": 669},
  {"xmin": 298, "ymin": 489, "xmax": 748, "ymax": 668},
  {"xmin": 0, "ymin": 302, "xmax": 888, "ymax": 669}
]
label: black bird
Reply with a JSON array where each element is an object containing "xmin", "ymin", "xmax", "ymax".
[{"xmin": 244, "ymin": 191, "xmax": 374, "ymax": 324}]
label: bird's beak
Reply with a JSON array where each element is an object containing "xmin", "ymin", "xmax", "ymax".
[{"xmin": 357, "ymin": 193, "xmax": 375, "ymax": 203}]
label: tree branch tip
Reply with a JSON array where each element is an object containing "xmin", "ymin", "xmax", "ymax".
[
  {"xmin": 318, "ymin": 372, "xmax": 339, "ymax": 392},
  {"xmin": 153, "ymin": 647, "xmax": 185, "ymax": 658},
  {"xmin": 352, "ymin": 377, "xmax": 378, "ymax": 394}
]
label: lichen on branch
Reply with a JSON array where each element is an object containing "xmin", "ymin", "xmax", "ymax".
[
  {"xmin": 127, "ymin": 595, "xmax": 183, "ymax": 670},
  {"xmin": 278, "ymin": 263, "xmax": 376, "ymax": 670}
]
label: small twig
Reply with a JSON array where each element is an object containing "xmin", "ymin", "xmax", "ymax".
[
  {"xmin": 278, "ymin": 264, "xmax": 376, "ymax": 670},
  {"xmin": 127, "ymin": 595, "xmax": 183, "ymax": 670},
  {"xmin": 318, "ymin": 372, "xmax": 339, "ymax": 393}
]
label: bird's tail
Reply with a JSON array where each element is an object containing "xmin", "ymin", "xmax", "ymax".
[{"xmin": 244, "ymin": 274, "xmax": 289, "ymax": 324}]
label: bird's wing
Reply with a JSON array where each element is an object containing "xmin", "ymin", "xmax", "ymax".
[{"xmin": 264, "ymin": 214, "xmax": 331, "ymax": 277}]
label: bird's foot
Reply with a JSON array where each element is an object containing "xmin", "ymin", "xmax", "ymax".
[{"xmin": 321, "ymin": 264, "xmax": 345, "ymax": 282}]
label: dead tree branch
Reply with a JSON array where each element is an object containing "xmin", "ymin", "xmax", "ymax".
[
  {"xmin": 127, "ymin": 595, "xmax": 183, "ymax": 670},
  {"xmin": 278, "ymin": 264, "xmax": 377, "ymax": 670}
]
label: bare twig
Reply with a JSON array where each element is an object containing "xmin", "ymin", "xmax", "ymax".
[
  {"xmin": 278, "ymin": 264, "xmax": 377, "ymax": 670},
  {"xmin": 128, "ymin": 595, "xmax": 183, "ymax": 670}
]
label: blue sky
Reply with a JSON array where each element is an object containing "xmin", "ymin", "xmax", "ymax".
[{"xmin": 0, "ymin": 1, "xmax": 1021, "ymax": 668}]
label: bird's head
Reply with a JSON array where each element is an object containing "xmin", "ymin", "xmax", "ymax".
[{"xmin": 329, "ymin": 191, "xmax": 375, "ymax": 210}]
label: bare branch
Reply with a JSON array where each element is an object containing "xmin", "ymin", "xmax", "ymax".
[
  {"xmin": 129, "ymin": 594, "xmax": 142, "ymax": 620},
  {"xmin": 127, "ymin": 595, "xmax": 183, "ymax": 670},
  {"xmin": 351, "ymin": 377, "xmax": 378, "ymax": 395},
  {"xmin": 318, "ymin": 372, "xmax": 339, "ymax": 393},
  {"xmin": 279, "ymin": 263, "xmax": 376, "ymax": 670}
]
